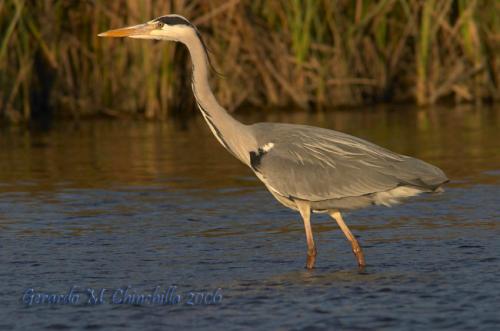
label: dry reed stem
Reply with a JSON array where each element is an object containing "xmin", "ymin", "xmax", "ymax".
[{"xmin": 0, "ymin": 0, "xmax": 498, "ymax": 122}]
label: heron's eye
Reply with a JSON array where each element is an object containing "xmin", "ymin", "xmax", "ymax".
[{"xmin": 156, "ymin": 22, "xmax": 164, "ymax": 29}]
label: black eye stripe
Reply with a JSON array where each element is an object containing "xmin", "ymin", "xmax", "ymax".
[
  {"xmin": 156, "ymin": 15, "xmax": 191, "ymax": 26},
  {"xmin": 151, "ymin": 15, "xmax": 218, "ymax": 74}
]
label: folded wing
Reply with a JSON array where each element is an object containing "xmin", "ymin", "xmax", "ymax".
[{"xmin": 250, "ymin": 123, "xmax": 448, "ymax": 202}]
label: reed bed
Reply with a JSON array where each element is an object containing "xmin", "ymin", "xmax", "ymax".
[{"xmin": 0, "ymin": 0, "xmax": 498, "ymax": 122}]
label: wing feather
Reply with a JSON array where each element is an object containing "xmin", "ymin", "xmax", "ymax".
[{"xmin": 250, "ymin": 123, "xmax": 447, "ymax": 202}]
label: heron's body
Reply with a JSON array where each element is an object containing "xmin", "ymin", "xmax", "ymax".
[
  {"xmin": 250, "ymin": 123, "xmax": 445, "ymax": 211},
  {"xmin": 99, "ymin": 15, "xmax": 448, "ymax": 269}
]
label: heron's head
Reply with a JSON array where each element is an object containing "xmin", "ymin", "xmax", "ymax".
[{"xmin": 98, "ymin": 14, "xmax": 197, "ymax": 41}]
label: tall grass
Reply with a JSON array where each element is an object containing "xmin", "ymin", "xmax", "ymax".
[{"xmin": 0, "ymin": 0, "xmax": 498, "ymax": 122}]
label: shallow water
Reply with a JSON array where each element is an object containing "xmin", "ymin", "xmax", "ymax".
[{"xmin": 0, "ymin": 106, "xmax": 499, "ymax": 330}]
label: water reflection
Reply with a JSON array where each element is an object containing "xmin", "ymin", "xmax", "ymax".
[{"xmin": 1, "ymin": 105, "xmax": 498, "ymax": 195}]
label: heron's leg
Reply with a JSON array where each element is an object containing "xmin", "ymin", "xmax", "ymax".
[
  {"xmin": 296, "ymin": 200, "xmax": 316, "ymax": 269},
  {"xmin": 329, "ymin": 210, "xmax": 366, "ymax": 268}
]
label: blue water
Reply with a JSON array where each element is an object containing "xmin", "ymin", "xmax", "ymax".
[{"xmin": 0, "ymin": 107, "xmax": 499, "ymax": 330}]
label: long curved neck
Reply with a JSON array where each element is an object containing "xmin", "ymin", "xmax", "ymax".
[{"xmin": 181, "ymin": 31, "xmax": 255, "ymax": 165}]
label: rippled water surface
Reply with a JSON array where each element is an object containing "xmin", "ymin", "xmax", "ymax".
[{"xmin": 1, "ymin": 106, "xmax": 499, "ymax": 330}]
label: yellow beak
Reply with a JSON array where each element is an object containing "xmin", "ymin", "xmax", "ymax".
[{"xmin": 98, "ymin": 23, "xmax": 155, "ymax": 38}]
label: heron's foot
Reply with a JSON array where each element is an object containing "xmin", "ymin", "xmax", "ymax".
[
  {"xmin": 352, "ymin": 246, "xmax": 366, "ymax": 268},
  {"xmin": 305, "ymin": 248, "xmax": 317, "ymax": 269}
]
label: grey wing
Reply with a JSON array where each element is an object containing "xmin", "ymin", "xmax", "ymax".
[{"xmin": 250, "ymin": 123, "xmax": 448, "ymax": 202}]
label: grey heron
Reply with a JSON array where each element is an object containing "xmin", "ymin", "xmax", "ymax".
[{"xmin": 99, "ymin": 15, "xmax": 448, "ymax": 270}]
